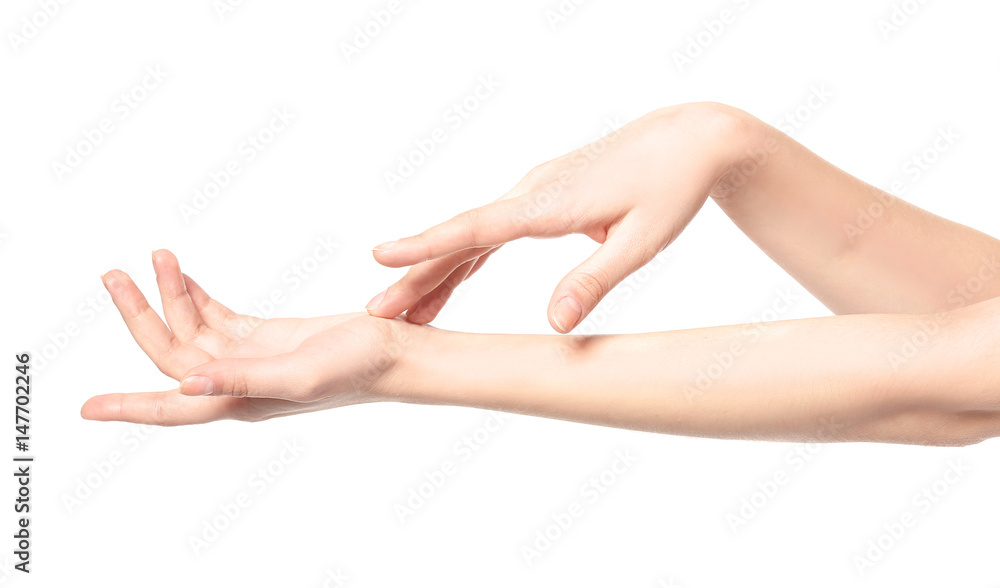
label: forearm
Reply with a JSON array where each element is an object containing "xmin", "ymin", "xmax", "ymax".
[
  {"xmin": 712, "ymin": 107, "xmax": 1000, "ymax": 314},
  {"xmin": 380, "ymin": 303, "xmax": 998, "ymax": 445}
]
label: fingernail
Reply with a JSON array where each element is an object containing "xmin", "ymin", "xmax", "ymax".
[
  {"xmin": 104, "ymin": 274, "xmax": 121, "ymax": 291},
  {"xmin": 366, "ymin": 290, "xmax": 386, "ymax": 312},
  {"xmin": 373, "ymin": 241, "xmax": 396, "ymax": 252},
  {"xmin": 552, "ymin": 296, "xmax": 583, "ymax": 333},
  {"xmin": 180, "ymin": 376, "xmax": 214, "ymax": 396}
]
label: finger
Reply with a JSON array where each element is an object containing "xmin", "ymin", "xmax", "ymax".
[
  {"xmin": 372, "ymin": 197, "xmax": 541, "ymax": 268},
  {"xmin": 465, "ymin": 244, "xmax": 501, "ymax": 280},
  {"xmin": 80, "ymin": 390, "xmax": 240, "ymax": 425},
  {"xmin": 183, "ymin": 273, "xmax": 238, "ymax": 332},
  {"xmin": 547, "ymin": 218, "xmax": 662, "ymax": 333},
  {"xmin": 405, "ymin": 258, "xmax": 477, "ymax": 324},
  {"xmin": 103, "ymin": 270, "xmax": 212, "ymax": 378},
  {"xmin": 367, "ymin": 246, "xmax": 490, "ymax": 319},
  {"xmin": 406, "ymin": 245, "xmax": 501, "ymax": 324},
  {"xmin": 152, "ymin": 249, "xmax": 209, "ymax": 342},
  {"xmin": 179, "ymin": 353, "xmax": 315, "ymax": 401}
]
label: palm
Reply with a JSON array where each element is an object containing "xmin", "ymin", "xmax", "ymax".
[
  {"xmin": 81, "ymin": 250, "xmax": 379, "ymax": 425},
  {"xmin": 191, "ymin": 314, "xmax": 347, "ymax": 360}
]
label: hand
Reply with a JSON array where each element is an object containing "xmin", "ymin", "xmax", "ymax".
[
  {"xmin": 81, "ymin": 250, "xmax": 403, "ymax": 425},
  {"xmin": 367, "ymin": 102, "xmax": 749, "ymax": 332}
]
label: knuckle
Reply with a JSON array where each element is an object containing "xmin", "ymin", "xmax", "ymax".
[
  {"xmin": 521, "ymin": 162, "xmax": 552, "ymax": 186},
  {"xmin": 126, "ymin": 306, "xmax": 145, "ymax": 322},
  {"xmin": 661, "ymin": 102, "xmax": 747, "ymax": 137},
  {"xmin": 167, "ymin": 288, "xmax": 188, "ymax": 302},
  {"xmin": 228, "ymin": 370, "xmax": 251, "ymax": 398},
  {"xmin": 149, "ymin": 397, "xmax": 168, "ymax": 426},
  {"xmin": 410, "ymin": 234, "xmax": 434, "ymax": 263},
  {"xmin": 570, "ymin": 268, "xmax": 612, "ymax": 306},
  {"xmin": 457, "ymin": 209, "xmax": 482, "ymax": 247},
  {"xmin": 520, "ymin": 185, "xmax": 572, "ymax": 234}
]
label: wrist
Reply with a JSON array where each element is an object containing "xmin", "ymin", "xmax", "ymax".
[
  {"xmin": 689, "ymin": 104, "xmax": 778, "ymax": 202},
  {"xmin": 643, "ymin": 102, "xmax": 771, "ymax": 201},
  {"xmin": 366, "ymin": 317, "xmax": 432, "ymax": 402},
  {"xmin": 375, "ymin": 324, "xmax": 490, "ymax": 406}
]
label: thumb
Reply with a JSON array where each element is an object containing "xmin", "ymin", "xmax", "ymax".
[
  {"xmin": 548, "ymin": 224, "xmax": 662, "ymax": 334},
  {"xmin": 180, "ymin": 353, "xmax": 313, "ymax": 400}
]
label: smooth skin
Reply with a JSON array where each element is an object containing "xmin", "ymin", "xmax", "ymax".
[
  {"xmin": 367, "ymin": 102, "xmax": 1000, "ymax": 327},
  {"xmin": 82, "ymin": 104, "xmax": 1000, "ymax": 446}
]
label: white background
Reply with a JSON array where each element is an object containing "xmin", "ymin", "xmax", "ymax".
[{"xmin": 2, "ymin": 0, "xmax": 999, "ymax": 586}]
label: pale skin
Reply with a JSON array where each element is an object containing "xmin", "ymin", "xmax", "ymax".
[{"xmin": 82, "ymin": 103, "xmax": 1000, "ymax": 446}]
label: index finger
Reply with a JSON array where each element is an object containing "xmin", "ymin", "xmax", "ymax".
[
  {"xmin": 103, "ymin": 270, "xmax": 212, "ymax": 379},
  {"xmin": 372, "ymin": 197, "xmax": 540, "ymax": 268}
]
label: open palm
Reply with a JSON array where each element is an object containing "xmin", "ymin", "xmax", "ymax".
[{"xmin": 81, "ymin": 250, "xmax": 394, "ymax": 425}]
